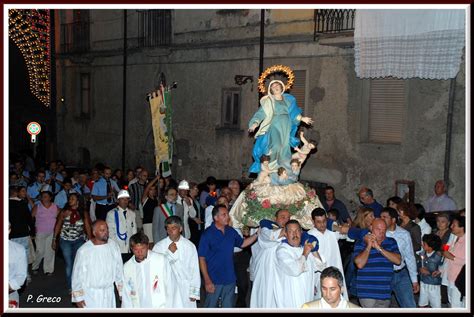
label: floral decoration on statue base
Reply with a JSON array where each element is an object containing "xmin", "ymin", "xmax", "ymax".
[{"xmin": 229, "ymin": 181, "xmax": 323, "ymax": 230}]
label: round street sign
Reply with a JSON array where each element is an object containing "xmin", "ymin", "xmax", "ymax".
[{"xmin": 27, "ymin": 122, "xmax": 41, "ymax": 143}]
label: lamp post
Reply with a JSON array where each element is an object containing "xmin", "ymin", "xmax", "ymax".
[
  {"xmin": 259, "ymin": 9, "xmax": 265, "ymax": 101},
  {"xmin": 122, "ymin": 9, "xmax": 127, "ymax": 172}
]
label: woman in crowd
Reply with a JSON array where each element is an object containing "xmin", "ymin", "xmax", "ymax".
[
  {"xmin": 158, "ymin": 177, "xmax": 167, "ymax": 202},
  {"xmin": 386, "ymin": 196, "xmax": 403, "ymax": 210},
  {"xmin": 86, "ymin": 168, "xmax": 100, "ymax": 191},
  {"xmin": 188, "ymin": 181, "xmax": 204, "ymax": 246},
  {"xmin": 433, "ymin": 212, "xmax": 452, "ymax": 305},
  {"xmin": 351, "ymin": 207, "xmax": 375, "ymax": 231},
  {"xmin": 397, "ymin": 201, "xmax": 422, "ymax": 254},
  {"xmin": 434, "ymin": 212, "xmax": 452, "ymax": 245},
  {"xmin": 113, "ymin": 169, "xmax": 126, "ymax": 188},
  {"xmin": 52, "ymin": 193, "xmax": 92, "ymax": 292},
  {"xmin": 32, "ymin": 190, "xmax": 60, "ymax": 276},
  {"xmin": 345, "ymin": 207, "xmax": 375, "ymax": 298},
  {"xmin": 126, "ymin": 169, "xmax": 135, "ymax": 186},
  {"xmin": 441, "ymin": 215, "xmax": 465, "ymax": 307},
  {"xmin": 199, "ymin": 176, "xmax": 219, "ymax": 209},
  {"xmin": 141, "ymin": 175, "xmax": 160, "ymax": 247},
  {"xmin": 414, "ymin": 203, "xmax": 432, "ymax": 238}
]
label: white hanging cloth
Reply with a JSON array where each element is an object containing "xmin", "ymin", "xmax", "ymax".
[{"xmin": 354, "ymin": 9, "xmax": 465, "ymax": 79}]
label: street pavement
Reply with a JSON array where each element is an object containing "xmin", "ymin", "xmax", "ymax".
[{"xmin": 19, "ymin": 253, "xmax": 74, "ymax": 308}]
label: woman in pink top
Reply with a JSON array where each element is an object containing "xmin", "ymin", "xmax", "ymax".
[
  {"xmin": 31, "ymin": 191, "xmax": 59, "ymax": 276},
  {"xmin": 442, "ymin": 215, "xmax": 465, "ymax": 307}
]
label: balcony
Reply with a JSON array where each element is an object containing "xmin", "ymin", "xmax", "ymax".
[
  {"xmin": 61, "ymin": 21, "xmax": 90, "ymax": 54},
  {"xmin": 137, "ymin": 9, "xmax": 172, "ymax": 48},
  {"xmin": 314, "ymin": 9, "xmax": 355, "ymax": 47}
]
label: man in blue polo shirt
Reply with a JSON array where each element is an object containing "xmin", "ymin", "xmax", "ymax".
[
  {"xmin": 45, "ymin": 161, "xmax": 64, "ymax": 195},
  {"xmin": 354, "ymin": 218, "xmax": 401, "ymax": 308},
  {"xmin": 92, "ymin": 167, "xmax": 120, "ymax": 221},
  {"xmin": 198, "ymin": 205, "xmax": 258, "ymax": 308},
  {"xmin": 27, "ymin": 170, "xmax": 46, "ymax": 204}
]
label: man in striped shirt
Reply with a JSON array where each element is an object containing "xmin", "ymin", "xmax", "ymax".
[
  {"xmin": 354, "ymin": 218, "xmax": 401, "ymax": 308},
  {"xmin": 128, "ymin": 169, "xmax": 149, "ymax": 211}
]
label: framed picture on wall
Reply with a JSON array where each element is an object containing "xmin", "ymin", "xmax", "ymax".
[{"xmin": 395, "ymin": 180, "xmax": 415, "ymax": 203}]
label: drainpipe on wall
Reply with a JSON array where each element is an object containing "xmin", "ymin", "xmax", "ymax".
[{"xmin": 443, "ymin": 77, "xmax": 456, "ymax": 194}]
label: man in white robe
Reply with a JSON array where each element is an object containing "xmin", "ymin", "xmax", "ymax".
[
  {"xmin": 302, "ymin": 267, "xmax": 360, "ymax": 309},
  {"xmin": 307, "ymin": 208, "xmax": 348, "ymax": 300},
  {"xmin": 122, "ymin": 231, "xmax": 176, "ymax": 308},
  {"xmin": 274, "ymin": 220, "xmax": 326, "ymax": 308},
  {"xmin": 9, "ymin": 223, "xmax": 28, "ymax": 308},
  {"xmin": 71, "ymin": 220, "xmax": 124, "ymax": 308},
  {"xmin": 153, "ymin": 216, "xmax": 200, "ymax": 308},
  {"xmin": 250, "ymin": 209, "xmax": 291, "ymax": 308}
]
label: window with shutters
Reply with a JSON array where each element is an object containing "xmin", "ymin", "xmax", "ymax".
[
  {"xmin": 366, "ymin": 78, "xmax": 406, "ymax": 144},
  {"xmin": 80, "ymin": 73, "xmax": 91, "ymax": 118},
  {"xmin": 137, "ymin": 10, "xmax": 172, "ymax": 48},
  {"xmin": 268, "ymin": 69, "xmax": 307, "ymax": 110},
  {"xmin": 221, "ymin": 88, "xmax": 241, "ymax": 128}
]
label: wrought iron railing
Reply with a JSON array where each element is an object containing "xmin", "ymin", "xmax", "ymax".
[
  {"xmin": 61, "ymin": 22, "xmax": 90, "ymax": 53},
  {"xmin": 314, "ymin": 9, "xmax": 356, "ymax": 38},
  {"xmin": 137, "ymin": 9, "xmax": 172, "ymax": 48}
]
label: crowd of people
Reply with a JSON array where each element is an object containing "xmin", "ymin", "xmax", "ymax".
[{"xmin": 8, "ymin": 155, "xmax": 466, "ymax": 309}]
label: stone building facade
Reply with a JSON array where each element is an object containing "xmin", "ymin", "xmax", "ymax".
[{"xmin": 54, "ymin": 9, "xmax": 466, "ymax": 210}]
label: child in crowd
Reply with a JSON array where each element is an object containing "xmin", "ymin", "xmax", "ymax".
[
  {"xmin": 418, "ymin": 233, "xmax": 443, "ymax": 308},
  {"xmin": 327, "ymin": 208, "xmax": 340, "ymax": 224}
]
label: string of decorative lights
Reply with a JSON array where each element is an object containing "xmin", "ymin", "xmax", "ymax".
[{"xmin": 9, "ymin": 9, "xmax": 51, "ymax": 107}]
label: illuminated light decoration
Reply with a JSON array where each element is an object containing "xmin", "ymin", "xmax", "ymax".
[{"xmin": 9, "ymin": 9, "xmax": 51, "ymax": 107}]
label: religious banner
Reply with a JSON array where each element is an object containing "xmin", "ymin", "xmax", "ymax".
[{"xmin": 148, "ymin": 84, "xmax": 173, "ymax": 177}]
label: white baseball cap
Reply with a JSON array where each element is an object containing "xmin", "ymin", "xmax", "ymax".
[
  {"xmin": 117, "ymin": 189, "xmax": 131, "ymax": 199},
  {"xmin": 178, "ymin": 180, "xmax": 190, "ymax": 190}
]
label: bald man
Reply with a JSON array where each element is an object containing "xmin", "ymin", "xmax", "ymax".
[
  {"xmin": 71, "ymin": 220, "xmax": 124, "ymax": 308},
  {"xmin": 425, "ymin": 180, "xmax": 457, "ymax": 213},
  {"xmin": 353, "ymin": 218, "xmax": 401, "ymax": 308}
]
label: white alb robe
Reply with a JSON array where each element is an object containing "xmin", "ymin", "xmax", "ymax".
[
  {"xmin": 274, "ymin": 242, "xmax": 325, "ymax": 308},
  {"xmin": 106, "ymin": 207, "xmax": 137, "ymax": 253},
  {"xmin": 249, "ymin": 227, "xmax": 261, "ymax": 282},
  {"xmin": 307, "ymin": 228, "xmax": 348, "ymax": 300},
  {"xmin": 152, "ymin": 235, "xmax": 200, "ymax": 308},
  {"xmin": 122, "ymin": 250, "xmax": 177, "ymax": 308},
  {"xmin": 250, "ymin": 227, "xmax": 285, "ymax": 308},
  {"xmin": 71, "ymin": 240, "xmax": 124, "ymax": 308},
  {"xmin": 9, "ymin": 240, "xmax": 28, "ymax": 306},
  {"xmin": 204, "ymin": 205, "xmax": 214, "ymax": 229},
  {"xmin": 302, "ymin": 296, "xmax": 360, "ymax": 308}
]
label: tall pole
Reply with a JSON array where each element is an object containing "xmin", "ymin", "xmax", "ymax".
[
  {"xmin": 443, "ymin": 77, "xmax": 456, "ymax": 193},
  {"xmin": 121, "ymin": 10, "xmax": 127, "ymax": 172},
  {"xmin": 50, "ymin": 9, "xmax": 57, "ymax": 160},
  {"xmin": 259, "ymin": 9, "xmax": 265, "ymax": 101}
]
